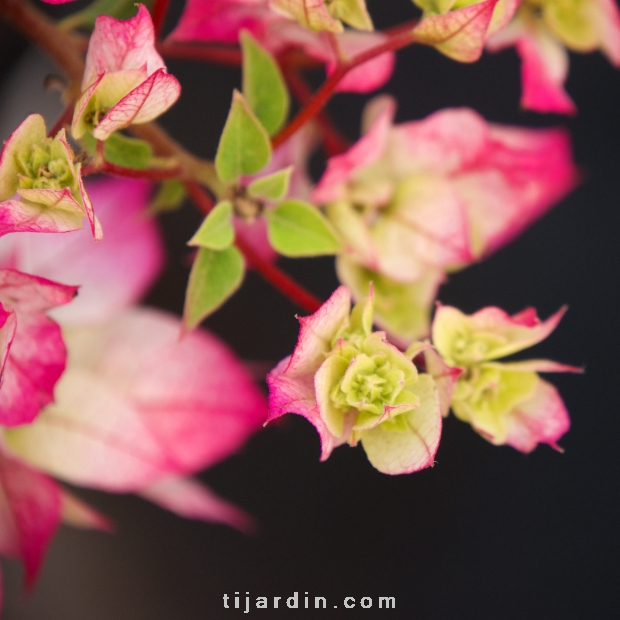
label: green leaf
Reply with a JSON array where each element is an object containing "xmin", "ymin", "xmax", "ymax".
[
  {"xmin": 188, "ymin": 200, "xmax": 235, "ymax": 250},
  {"xmin": 59, "ymin": 0, "xmax": 154, "ymax": 31},
  {"xmin": 80, "ymin": 132, "xmax": 153, "ymax": 169},
  {"xmin": 247, "ymin": 167, "xmax": 292, "ymax": 201},
  {"xmin": 266, "ymin": 200, "xmax": 342, "ymax": 257},
  {"xmin": 148, "ymin": 180, "xmax": 186, "ymax": 215},
  {"xmin": 215, "ymin": 90, "xmax": 272, "ymax": 182},
  {"xmin": 183, "ymin": 246, "xmax": 245, "ymax": 331},
  {"xmin": 241, "ymin": 31, "xmax": 290, "ymax": 136}
]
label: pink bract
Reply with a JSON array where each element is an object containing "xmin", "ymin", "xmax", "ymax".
[
  {"xmin": 169, "ymin": 0, "xmax": 395, "ymax": 94},
  {"xmin": 313, "ymin": 99, "xmax": 577, "ymax": 280},
  {"xmin": 267, "ymin": 286, "xmax": 352, "ymax": 460},
  {"xmin": 0, "ymin": 270, "xmax": 76, "ymax": 427},
  {"xmin": 5, "ymin": 307, "xmax": 267, "ymax": 492},
  {"xmin": 73, "ymin": 5, "xmax": 181, "ymax": 141}
]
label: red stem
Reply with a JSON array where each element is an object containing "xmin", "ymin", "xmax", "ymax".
[
  {"xmin": 82, "ymin": 161, "xmax": 182, "ymax": 180},
  {"xmin": 282, "ymin": 65, "xmax": 350, "ymax": 157},
  {"xmin": 272, "ymin": 29, "xmax": 417, "ymax": 149},
  {"xmin": 184, "ymin": 181, "xmax": 322, "ymax": 314},
  {"xmin": 158, "ymin": 41, "xmax": 242, "ymax": 66},
  {"xmin": 150, "ymin": 0, "xmax": 170, "ymax": 38}
]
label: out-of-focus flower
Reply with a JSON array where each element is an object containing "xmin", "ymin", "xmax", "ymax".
[
  {"xmin": 0, "ymin": 115, "xmax": 101, "ymax": 239},
  {"xmin": 487, "ymin": 0, "xmax": 620, "ymax": 113},
  {"xmin": 312, "ymin": 96, "xmax": 577, "ymax": 341},
  {"xmin": 268, "ymin": 286, "xmax": 460, "ymax": 474},
  {"xmin": 432, "ymin": 304, "xmax": 581, "ymax": 451},
  {"xmin": 269, "ymin": 0, "xmax": 372, "ymax": 32},
  {"xmin": 0, "ymin": 177, "xmax": 267, "ymax": 607},
  {"xmin": 72, "ymin": 5, "xmax": 181, "ymax": 141},
  {"xmin": 0, "ymin": 177, "xmax": 164, "ymax": 325},
  {"xmin": 169, "ymin": 0, "xmax": 394, "ymax": 93}
]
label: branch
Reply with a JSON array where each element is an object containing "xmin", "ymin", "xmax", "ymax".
[
  {"xmin": 282, "ymin": 64, "xmax": 350, "ymax": 157},
  {"xmin": 0, "ymin": 0, "xmax": 84, "ymax": 88},
  {"xmin": 272, "ymin": 28, "xmax": 418, "ymax": 148},
  {"xmin": 82, "ymin": 161, "xmax": 183, "ymax": 180},
  {"xmin": 158, "ymin": 41, "xmax": 242, "ymax": 66}
]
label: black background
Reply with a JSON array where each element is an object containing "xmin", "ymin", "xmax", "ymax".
[{"xmin": 1, "ymin": 0, "xmax": 620, "ymax": 618}]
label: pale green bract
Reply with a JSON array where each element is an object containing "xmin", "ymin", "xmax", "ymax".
[
  {"xmin": 182, "ymin": 246, "xmax": 245, "ymax": 331},
  {"xmin": 266, "ymin": 199, "xmax": 342, "ymax": 257},
  {"xmin": 215, "ymin": 91, "xmax": 272, "ymax": 183},
  {"xmin": 188, "ymin": 200, "xmax": 235, "ymax": 250},
  {"xmin": 241, "ymin": 31, "xmax": 290, "ymax": 136}
]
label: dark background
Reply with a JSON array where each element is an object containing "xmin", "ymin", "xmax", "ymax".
[{"xmin": 1, "ymin": 0, "xmax": 619, "ymax": 618}]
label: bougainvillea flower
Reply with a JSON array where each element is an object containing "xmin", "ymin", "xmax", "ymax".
[
  {"xmin": 487, "ymin": 0, "xmax": 620, "ymax": 113},
  {"xmin": 0, "ymin": 269, "xmax": 76, "ymax": 427},
  {"xmin": 412, "ymin": 0, "xmax": 516, "ymax": 63},
  {"xmin": 268, "ymin": 286, "xmax": 457, "ymax": 474},
  {"xmin": 0, "ymin": 115, "xmax": 101, "ymax": 239},
  {"xmin": 312, "ymin": 97, "xmax": 576, "ymax": 340},
  {"xmin": 431, "ymin": 303, "xmax": 581, "ymax": 452},
  {"xmin": 169, "ymin": 0, "xmax": 394, "ymax": 94},
  {"xmin": 0, "ymin": 177, "xmax": 164, "ymax": 325},
  {"xmin": 269, "ymin": 0, "xmax": 372, "ymax": 32},
  {"xmin": 72, "ymin": 5, "xmax": 181, "ymax": 141},
  {"xmin": 5, "ymin": 307, "xmax": 267, "ymax": 498}
]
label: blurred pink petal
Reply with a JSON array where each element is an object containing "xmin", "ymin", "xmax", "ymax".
[
  {"xmin": 140, "ymin": 475, "xmax": 255, "ymax": 533},
  {"xmin": 0, "ymin": 270, "xmax": 76, "ymax": 427},
  {"xmin": 0, "ymin": 452, "xmax": 61, "ymax": 590},
  {"xmin": 0, "ymin": 177, "xmax": 164, "ymax": 325},
  {"xmin": 488, "ymin": 19, "xmax": 576, "ymax": 114},
  {"xmin": 60, "ymin": 489, "xmax": 113, "ymax": 532},
  {"xmin": 6, "ymin": 308, "xmax": 267, "ymax": 491}
]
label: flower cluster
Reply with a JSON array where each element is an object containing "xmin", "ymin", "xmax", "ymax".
[{"xmin": 0, "ymin": 0, "xmax": 608, "ymax": 611}]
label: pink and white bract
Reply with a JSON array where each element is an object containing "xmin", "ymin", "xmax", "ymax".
[
  {"xmin": 268, "ymin": 286, "xmax": 455, "ymax": 475},
  {"xmin": 0, "ymin": 115, "xmax": 101, "ymax": 239},
  {"xmin": 432, "ymin": 304, "xmax": 581, "ymax": 452},
  {"xmin": 72, "ymin": 5, "xmax": 181, "ymax": 141}
]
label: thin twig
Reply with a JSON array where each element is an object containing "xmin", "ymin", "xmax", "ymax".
[{"xmin": 272, "ymin": 29, "xmax": 418, "ymax": 148}]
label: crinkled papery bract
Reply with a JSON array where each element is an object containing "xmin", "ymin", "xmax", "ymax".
[
  {"xmin": 269, "ymin": 0, "xmax": 373, "ymax": 32},
  {"xmin": 72, "ymin": 4, "xmax": 181, "ymax": 141},
  {"xmin": 267, "ymin": 286, "xmax": 460, "ymax": 474},
  {"xmin": 169, "ymin": 0, "xmax": 394, "ymax": 94},
  {"xmin": 486, "ymin": 0, "xmax": 620, "ymax": 113},
  {"xmin": 432, "ymin": 303, "xmax": 581, "ymax": 452},
  {"xmin": 0, "ymin": 177, "xmax": 164, "ymax": 325},
  {"xmin": 0, "ymin": 269, "xmax": 76, "ymax": 427},
  {"xmin": 313, "ymin": 97, "xmax": 577, "ymax": 341},
  {"xmin": 0, "ymin": 115, "xmax": 101, "ymax": 239}
]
